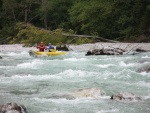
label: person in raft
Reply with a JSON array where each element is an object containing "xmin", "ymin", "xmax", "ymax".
[
  {"xmin": 36, "ymin": 42, "xmax": 47, "ymax": 52},
  {"xmin": 47, "ymin": 43, "xmax": 55, "ymax": 52}
]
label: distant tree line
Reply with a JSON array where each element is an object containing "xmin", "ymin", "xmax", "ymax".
[{"xmin": 0, "ymin": 0, "xmax": 150, "ymax": 44}]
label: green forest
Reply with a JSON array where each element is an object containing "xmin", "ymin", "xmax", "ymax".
[{"xmin": 0, "ymin": 0, "xmax": 150, "ymax": 45}]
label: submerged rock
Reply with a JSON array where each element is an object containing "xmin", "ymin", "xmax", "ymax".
[
  {"xmin": 0, "ymin": 103, "xmax": 28, "ymax": 113},
  {"xmin": 49, "ymin": 94, "xmax": 75, "ymax": 100},
  {"xmin": 28, "ymin": 50, "xmax": 38, "ymax": 57},
  {"xmin": 138, "ymin": 59, "xmax": 150, "ymax": 63},
  {"xmin": 137, "ymin": 65, "xmax": 150, "ymax": 73},
  {"xmin": 110, "ymin": 92, "xmax": 141, "ymax": 102},
  {"xmin": 0, "ymin": 56, "xmax": 2, "ymax": 59},
  {"xmin": 72, "ymin": 88, "xmax": 105, "ymax": 98},
  {"xmin": 47, "ymin": 88, "xmax": 105, "ymax": 100}
]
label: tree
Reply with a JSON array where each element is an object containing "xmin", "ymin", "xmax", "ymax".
[
  {"xmin": 39, "ymin": 0, "xmax": 73, "ymax": 30},
  {"xmin": 69, "ymin": 0, "xmax": 113, "ymax": 37}
]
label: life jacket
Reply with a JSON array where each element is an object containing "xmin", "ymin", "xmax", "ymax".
[
  {"xmin": 48, "ymin": 45, "xmax": 55, "ymax": 52},
  {"xmin": 37, "ymin": 46, "xmax": 47, "ymax": 52},
  {"xmin": 48, "ymin": 45, "xmax": 54, "ymax": 49}
]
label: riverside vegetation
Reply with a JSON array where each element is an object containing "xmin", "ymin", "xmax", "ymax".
[{"xmin": 0, "ymin": 0, "xmax": 150, "ymax": 45}]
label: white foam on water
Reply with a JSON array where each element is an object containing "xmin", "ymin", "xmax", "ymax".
[
  {"xmin": 31, "ymin": 97, "xmax": 70, "ymax": 104},
  {"xmin": 97, "ymin": 71, "xmax": 113, "ymax": 80},
  {"xmin": 140, "ymin": 72, "xmax": 150, "ymax": 77},
  {"xmin": 119, "ymin": 61, "xmax": 136, "ymax": 67},
  {"xmin": 100, "ymin": 56, "xmax": 132, "ymax": 61},
  {"xmin": 142, "ymin": 55, "xmax": 150, "ymax": 58},
  {"xmin": 6, "ymin": 69, "xmax": 97, "ymax": 82},
  {"xmin": 102, "ymin": 69, "xmax": 134, "ymax": 80},
  {"xmin": 16, "ymin": 59, "xmax": 44, "ymax": 68},
  {"xmin": 63, "ymin": 57, "xmax": 88, "ymax": 61},
  {"xmin": 7, "ymin": 52, "xmax": 19, "ymax": 56},
  {"xmin": 0, "ymin": 78, "xmax": 12, "ymax": 84},
  {"xmin": 96, "ymin": 64, "xmax": 116, "ymax": 68},
  {"xmin": 136, "ymin": 81, "xmax": 150, "ymax": 88},
  {"xmin": 0, "ymin": 66, "xmax": 14, "ymax": 69},
  {"xmin": 11, "ymin": 74, "xmax": 62, "ymax": 81},
  {"xmin": 74, "ymin": 96, "xmax": 110, "ymax": 100},
  {"xmin": 32, "ymin": 96, "xmax": 107, "ymax": 105},
  {"xmin": 57, "ymin": 69, "xmax": 98, "ymax": 78},
  {"xmin": 20, "ymin": 51, "xmax": 28, "ymax": 54},
  {"xmin": 143, "ymin": 96, "xmax": 150, "ymax": 100},
  {"xmin": 7, "ymin": 67, "xmax": 134, "ymax": 83},
  {"xmin": 96, "ymin": 109, "xmax": 119, "ymax": 113},
  {"xmin": 4, "ymin": 51, "xmax": 29, "ymax": 59}
]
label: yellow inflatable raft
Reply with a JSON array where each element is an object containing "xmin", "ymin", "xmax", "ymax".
[{"xmin": 29, "ymin": 50, "xmax": 66, "ymax": 57}]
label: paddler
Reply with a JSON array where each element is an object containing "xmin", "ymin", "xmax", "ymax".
[
  {"xmin": 36, "ymin": 42, "xmax": 47, "ymax": 52},
  {"xmin": 47, "ymin": 43, "xmax": 55, "ymax": 52}
]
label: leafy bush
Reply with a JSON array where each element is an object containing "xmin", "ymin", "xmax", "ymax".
[{"xmin": 7, "ymin": 22, "xmax": 95, "ymax": 46}]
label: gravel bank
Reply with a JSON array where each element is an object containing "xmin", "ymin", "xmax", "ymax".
[{"xmin": 0, "ymin": 43, "xmax": 150, "ymax": 52}]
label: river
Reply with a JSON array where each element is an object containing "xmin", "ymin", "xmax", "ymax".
[{"xmin": 0, "ymin": 45, "xmax": 150, "ymax": 113}]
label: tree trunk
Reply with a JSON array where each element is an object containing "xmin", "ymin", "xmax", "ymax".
[
  {"xmin": 25, "ymin": 4, "xmax": 27, "ymax": 23},
  {"xmin": 62, "ymin": 33, "xmax": 119, "ymax": 43},
  {"xmin": 44, "ymin": 18, "xmax": 48, "ymax": 30}
]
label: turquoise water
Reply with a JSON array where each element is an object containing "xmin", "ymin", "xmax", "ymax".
[{"xmin": 0, "ymin": 49, "xmax": 150, "ymax": 113}]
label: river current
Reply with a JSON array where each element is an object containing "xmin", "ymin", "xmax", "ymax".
[{"xmin": 0, "ymin": 46, "xmax": 150, "ymax": 113}]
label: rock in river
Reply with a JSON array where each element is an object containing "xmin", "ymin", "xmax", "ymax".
[
  {"xmin": 137, "ymin": 65, "xmax": 150, "ymax": 73},
  {"xmin": 72, "ymin": 88, "xmax": 105, "ymax": 98},
  {"xmin": 110, "ymin": 92, "xmax": 141, "ymax": 102},
  {"xmin": 0, "ymin": 103, "xmax": 28, "ymax": 113}
]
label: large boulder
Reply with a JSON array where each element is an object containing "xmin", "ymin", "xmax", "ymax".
[
  {"xmin": 110, "ymin": 92, "xmax": 141, "ymax": 102},
  {"xmin": 0, "ymin": 103, "xmax": 28, "ymax": 113},
  {"xmin": 47, "ymin": 88, "xmax": 105, "ymax": 100},
  {"xmin": 85, "ymin": 48, "xmax": 126, "ymax": 56},
  {"xmin": 72, "ymin": 88, "xmax": 105, "ymax": 98}
]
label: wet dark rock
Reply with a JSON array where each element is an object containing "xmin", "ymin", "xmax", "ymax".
[
  {"xmin": 0, "ymin": 56, "xmax": 2, "ymax": 59},
  {"xmin": 56, "ymin": 44, "xmax": 69, "ymax": 51},
  {"xmin": 135, "ymin": 48, "xmax": 149, "ymax": 52},
  {"xmin": 85, "ymin": 48, "xmax": 125, "ymax": 56},
  {"xmin": 85, "ymin": 50, "xmax": 94, "ymax": 56},
  {"xmin": 137, "ymin": 65, "xmax": 150, "ymax": 73},
  {"xmin": 0, "ymin": 103, "xmax": 28, "ymax": 113},
  {"xmin": 29, "ymin": 50, "xmax": 38, "ymax": 57},
  {"xmin": 110, "ymin": 92, "xmax": 141, "ymax": 102}
]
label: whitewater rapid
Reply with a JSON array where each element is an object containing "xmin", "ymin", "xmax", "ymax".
[{"xmin": 0, "ymin": 45, "xmax": 150, "ymax": 113}]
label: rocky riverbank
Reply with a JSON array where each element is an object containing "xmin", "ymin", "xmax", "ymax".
[
  {"xmin": 0, "ymin": 43, "xmax": 150, "ymax": 52},
  {"xmin": 68, "ymin": 42, "xmax": 150, "ymax": 52}
]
